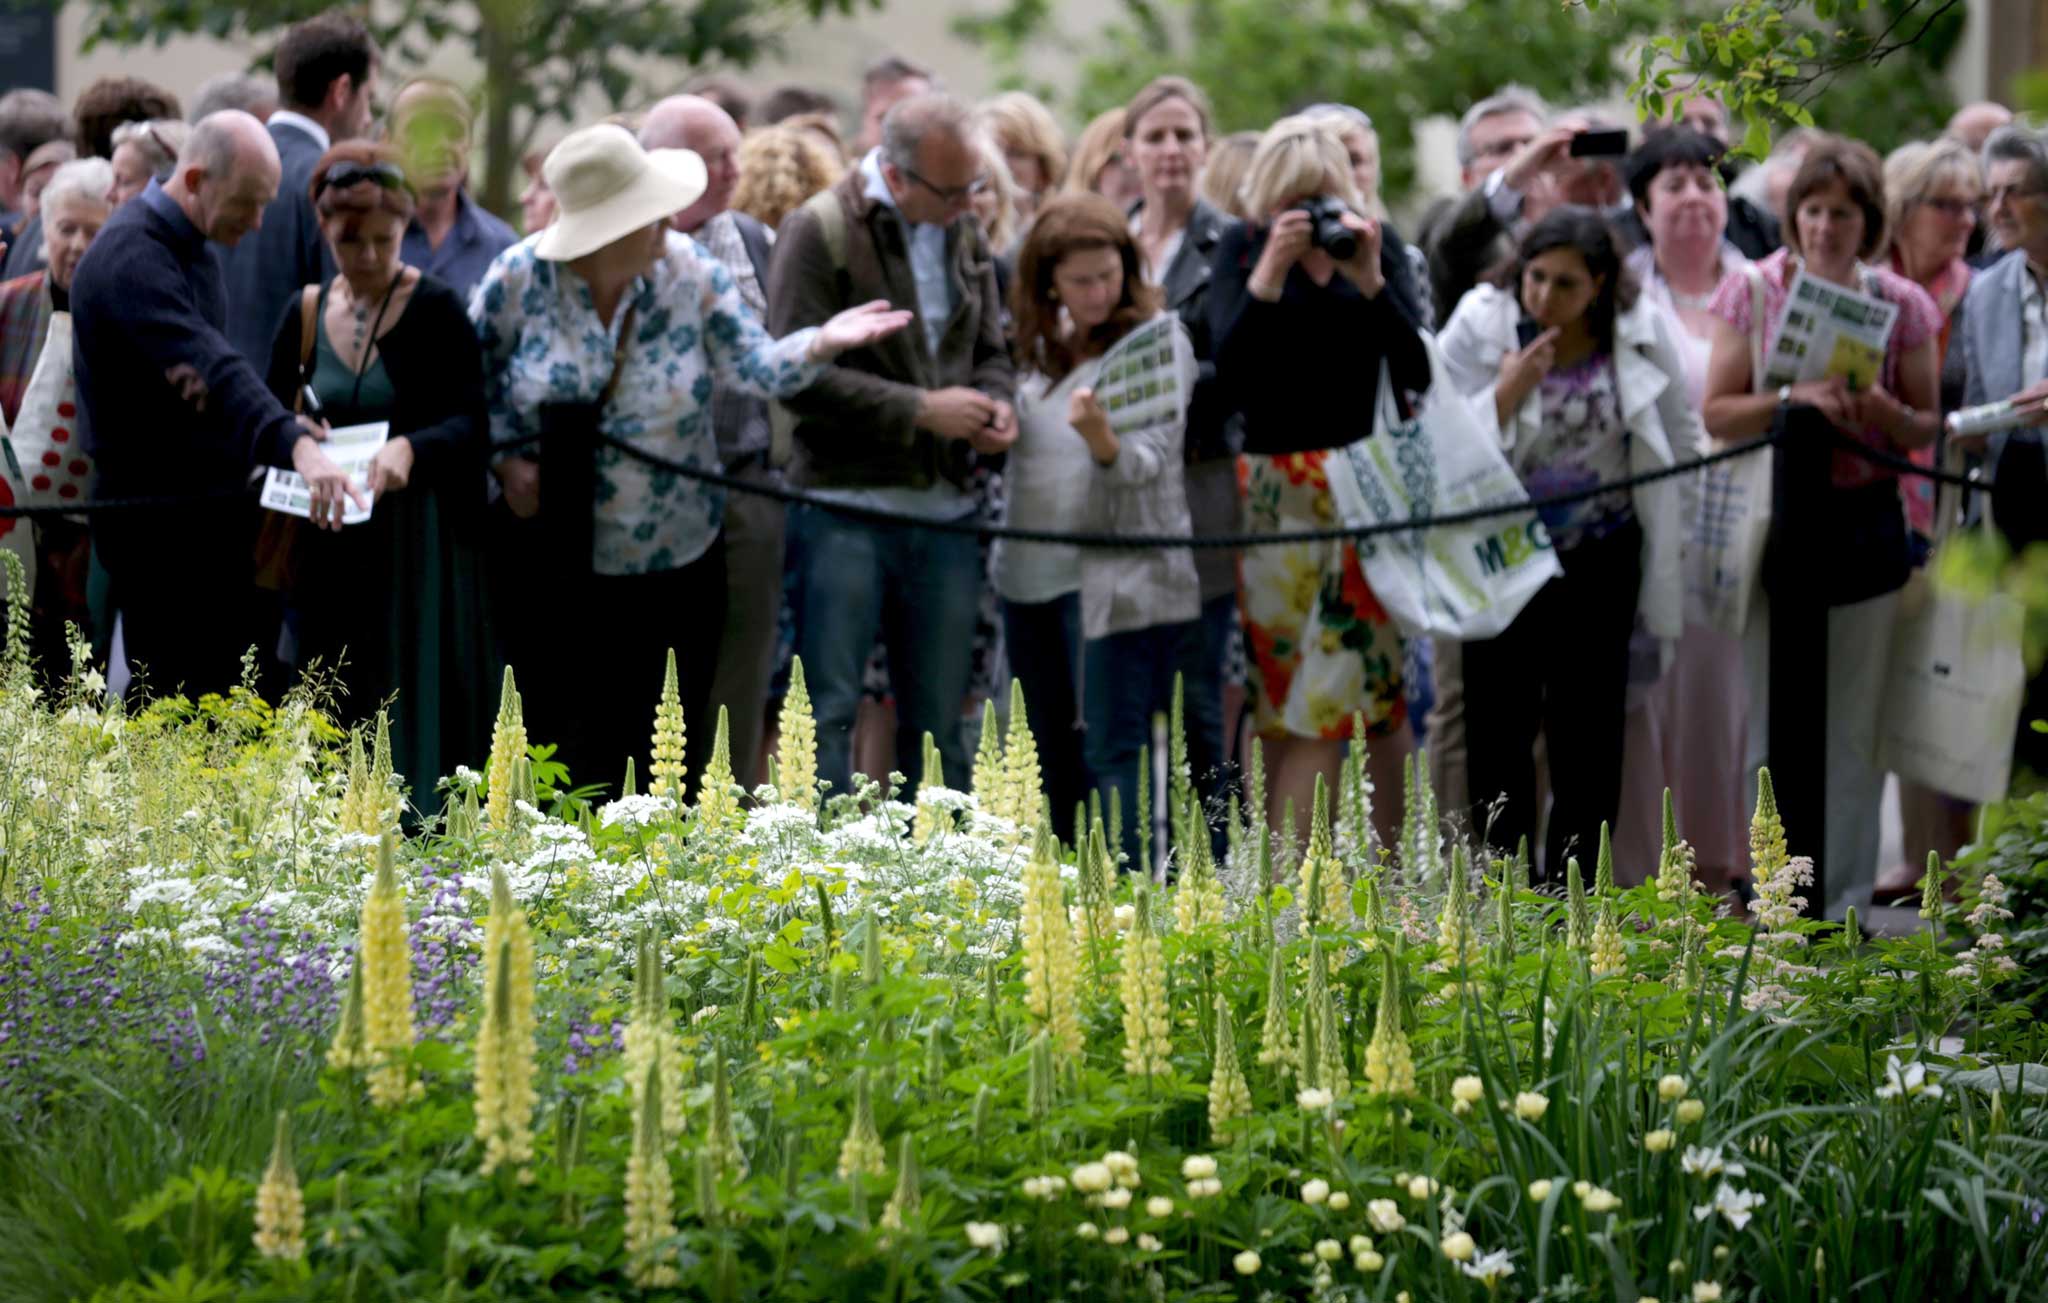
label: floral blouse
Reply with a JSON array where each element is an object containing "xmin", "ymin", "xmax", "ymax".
[{"xmin": 472, "ymin": 231, "xmax": 823, "ymax": 575}]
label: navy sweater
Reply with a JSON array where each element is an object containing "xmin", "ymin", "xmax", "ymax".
[{"xmin": 71, "ymin": 180, "xmax": 301, "ymax": 568}]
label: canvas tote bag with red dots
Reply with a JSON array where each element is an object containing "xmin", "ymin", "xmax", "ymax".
[{"xmin": 9, "ymin": 310, "xmax": 94, "ymax": 510}]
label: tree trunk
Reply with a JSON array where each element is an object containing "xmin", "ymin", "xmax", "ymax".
[{"xmin": 478, "ymin": 5, "xmax": 522, "ymax": 220}]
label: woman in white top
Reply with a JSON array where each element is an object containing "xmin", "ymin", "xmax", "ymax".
[
  {"xmin": 1438, "ymin": 206, "xmax": 1696, "ymax": 880},
  {"xmin": 1002, "ymin": 192, "xmax": 1201, "ymax": 870}
]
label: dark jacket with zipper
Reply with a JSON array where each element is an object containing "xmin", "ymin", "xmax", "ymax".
[
  {"xmin": 1146, "ymin": 197, "xmax": 1243, "ymax": 600},
  {"xmin": 764, "ymin": 170, "xmax": 1016, "ymax": 491}
]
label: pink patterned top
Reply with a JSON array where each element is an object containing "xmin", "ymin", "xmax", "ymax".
[{"xmin": 1708, "ymin": 248, "xmax": 1943, "ymax": 491}]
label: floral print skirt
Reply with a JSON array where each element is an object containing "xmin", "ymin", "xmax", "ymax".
[{"xmin": 1237, "ymin": 451, "xmax": 1406, "ymax": 741}]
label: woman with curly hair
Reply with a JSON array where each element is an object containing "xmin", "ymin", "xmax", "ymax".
[{"xmin": 732, "ymin": 123, "xmax": 846, "ymax": 232}]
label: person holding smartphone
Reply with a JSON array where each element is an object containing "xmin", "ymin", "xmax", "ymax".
[{"xmin": 1438, "ymin": 206, "xmax": 1698, "ymax": 879}]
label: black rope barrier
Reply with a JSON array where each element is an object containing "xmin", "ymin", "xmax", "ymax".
[{"xmin": 0, "ymin": 420, "xmax": 1994, "ymax": 547}]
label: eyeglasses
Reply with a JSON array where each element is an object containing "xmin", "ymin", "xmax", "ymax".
[
  {"xmin": 1920, "ymin": 196, "xmax": 1980, "ymax": 217},
  {"xmin": 316, "ymin": 162, "xmax": 410, "ymax": 195},
  {"xmin": 901, "ymin": 165, "xmax": 990, "ymax": 205},
  {"xmin": 1986, "ymin": 183, "xmax": 2047, "ymax": 206}
]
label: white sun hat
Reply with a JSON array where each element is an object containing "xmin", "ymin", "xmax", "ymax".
[{"xmin": 533, "ymin": 123, "xmax": 707, "ymax": 262}]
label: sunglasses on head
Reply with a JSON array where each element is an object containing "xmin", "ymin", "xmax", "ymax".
[{"xmin": 317, "ymin": 162, "xmax": 409, "ymax": 195}]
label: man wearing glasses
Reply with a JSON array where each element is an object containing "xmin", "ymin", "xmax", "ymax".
[{"xmin": 767, "ymin": 91, "xmax": 1016, "ymax": 802}]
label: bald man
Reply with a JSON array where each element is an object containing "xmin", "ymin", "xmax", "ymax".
[
  {"xmin": 1948, "ymin": 101, "xmax": 2014, "ymax": 154},
  {"xmin": 640, "ymin": 93, "xmax": 785, "ymax": 789},
  {"xmin": 72, "ymin": 111, "xmax": 353, "ymax": 698}
]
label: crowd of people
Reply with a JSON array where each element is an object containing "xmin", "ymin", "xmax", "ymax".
[{"xmin": 2, "ymin": 12, "xmax": 2044, "ymax": 919}]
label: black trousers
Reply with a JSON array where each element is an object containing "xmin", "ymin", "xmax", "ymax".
[
  {"xmin": 1462, "ymin": 521, "xmax": 1642, "ymax": 880},
  {"xmin": 104, "ymin": 509, "xmax": 265, "ymax": 702},
  {"xmin": 497, "ymin": 519, "xmax": 727, "ymax": 801}
]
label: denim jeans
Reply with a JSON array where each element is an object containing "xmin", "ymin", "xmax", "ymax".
[
  {"xmin": 1084, "ymin": 617, "xmax": 1209, "ymax": 872},
  {"xmin": 1003, "ymin": 593, "xmax": 1087, "ymax": 845},
  {"xmin": 793, "ymin": 506, "xmax": 983, "ymax": 800}
]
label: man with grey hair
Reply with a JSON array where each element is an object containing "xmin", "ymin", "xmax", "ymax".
[
  {"xmin": 1960, "ymin": 119, "xmax": 2048, "ymax": 776},
  {"xmin": 640, "ymin": 93, "xmax": 784, "ymax": 790},
  {"xmin": 767, "ymin": 90, "xmax": 1015, "ymax": 798},
  {"xmin": 191, "ymin": 71, "xmax": 281, "ymax": 124},
  {"xmin": 70, "ymin": 111, "xmax": 358, "ymax": 699},
  {"xmin": 0, "ymin": 89, "xmax": 74, "ymax": 254},
  {"xmin": 854, "ymin": 53, "xmax": 934, "ymax": 155}
]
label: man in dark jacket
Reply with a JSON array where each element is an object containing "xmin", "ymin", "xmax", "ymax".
[
  {"xmin": 641, "ymin": 92, "xmax": 785, "ymax": 793},
  {"xmin": 219, "ymin": 10, "xmax": 380, "ymax": 367},
  {"xmin": 767, "ymin": 91, "xmax": 1017, "ymax": 797},
  {"xmin": 71, "ymin": 113, "xmax": 355, "ymax": 699}
]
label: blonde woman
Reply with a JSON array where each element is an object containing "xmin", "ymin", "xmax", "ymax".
[
  {"xmin": 732, "ymin": 123, "xmax": 847, "ymax": 231},
  {"xmin": 1199, "ymin": 131, "xmax": 1259, "ymax": 220},
  {"xmin": 1066, "ymin": 107, "xmax": 1141, "ymax": 210},
  {"xmin": 1208, "ymin": 114, "xmax": 1431, "ymax": 847},
  {"xmin": 977, "ymin": 91, "xmax": 1066, "ymax": 221},
  {"xmin": 1302, "ymin": 103, "xmax": 1433, "ymax": 323},
  {"xmin": 969, "ymin": 134, "xmax": 1023, "ymax": 253}
]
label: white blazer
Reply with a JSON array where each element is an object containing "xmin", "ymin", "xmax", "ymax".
[{"xmin": 1436, "ymin": 284, "xmax": 1701, "ymax": 641}]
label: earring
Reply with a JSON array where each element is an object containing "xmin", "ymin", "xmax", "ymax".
[{"xmin": 1049, "ymin": 289, "xmax": 1060, "ymax": 300}]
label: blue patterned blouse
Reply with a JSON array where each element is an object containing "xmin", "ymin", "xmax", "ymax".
[{"xmin": 471, "ymin": 231, "xmax": 822, "ymax": 575}]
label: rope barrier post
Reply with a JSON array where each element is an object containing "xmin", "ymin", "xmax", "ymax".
[{"xmin": 1767, "ymin": 406, "xmax": 1831, "ymax": 917}]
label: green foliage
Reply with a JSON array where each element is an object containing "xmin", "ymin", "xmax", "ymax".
[{"xmin": 1634, "ymin": 0, "xmax": 1965, "ymax": 157}]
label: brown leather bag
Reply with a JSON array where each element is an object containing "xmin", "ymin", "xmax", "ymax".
[{"xmin": 252, "ymin": 286, "xmax": 320, "ymax": 593}]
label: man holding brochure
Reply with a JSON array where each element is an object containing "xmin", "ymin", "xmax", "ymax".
[{"xmin": 71, "ymin": 111, "xmax": 361, "ymax": 700}]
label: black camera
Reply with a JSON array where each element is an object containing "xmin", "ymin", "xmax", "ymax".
[{"xmin": 1293, "ymin": 195, "xmax": 1358, "ymax": 261}]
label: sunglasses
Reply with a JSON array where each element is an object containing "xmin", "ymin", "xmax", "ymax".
[{"xmin": 316, "ymin": 162, "xmax": 410, "ymax": 195}]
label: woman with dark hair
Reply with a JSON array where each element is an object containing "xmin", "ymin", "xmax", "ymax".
[
  {"xmin": 1612, "ymin": 126, "xmax": 1752, "ymax": 891},
  {"xmin": 264, "ymin": 142, "xmax": 495, "ymax": 817},
  {"xmin": 1002, "ymin": 192, "xmax": 1202, "ymax": 867},
  {"xmin": 1439, "ymin": 206, "xmax": 1697, "ymax": 875},
  {"xmin": 1701, "ymin": 134, "xmax": 1942, "ymax": 918}
]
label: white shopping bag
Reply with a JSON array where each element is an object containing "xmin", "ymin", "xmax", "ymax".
[
  {"xmin": 0, "ymin": 409, "xmax": 35, "ymax": 608},
  {"xmin": 1876, "ymin": 467, "xmax": 2025, "ymax": 804},
  {"xmin": 1324, "ymin": 332, "xmax": 1562, "ymax": 640},
  {"xmin": 7, "ymin": 310, "xmax": 93, "ymax": 508},
  {"xmin": 1681, "ymin": 268, "xmax": 1771, "ymax": 635}
]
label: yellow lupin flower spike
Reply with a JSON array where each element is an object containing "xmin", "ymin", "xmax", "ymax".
[
  {"xmin": 624, "ymin": 931, "xmax": 687, "ymax": 1139},
  {"xmin": 623, "ymin": 1059, "xmax": 679, "ymax": 1288},
  {"xmin": 359, "ymin": 833, "xmax": 418, "ymax": 1109},
  {"xmin": 649, "ymin": 648, "xmax": 688, "ymax": 807},
  {"xmin": 1256, "ymin": 941, "xmax": 1294, "ymax": 1070},
  {"xmin": 370, "ymin": 708, "xmax": 397, "ymax": 831},
  {"xmin": 474, "ymin": 866, "xmax": 538, "ymax": 1179},
  {"xmin": 1207, "ymin": 994, "xmax": 1253, "ymax": 1142},
  {"xmin": 326, "ymin": 963, "xmax": 368, "ymax": 1072},
  {"xmin": 837, "ymin": 1068, "xmax": 887, "ymax": 1180},
  {"xmin": 338, "ymin": 728, "xmax": 373, "ymax": 836},
  {"xmin": 912, "ymin": 732, "xmax": 949, "ymax": 844},
  {"xmin": 1173, "ymin": 803, "xmax": 1227, "ymax": 934},
  {"xmin": 252, "ymin": 1110, "xmax": 305, "ymax": 1261},
  {"xmin": 697, "ymin": 704, "xmax": 739, "ymax": 831},
  {"xmin": 777, "ymin": 656, "xmax": 819, "ymax": 812},
  {"xmin": 1363, "ymin": 948, "xmax": 1414, "ymax": 1096},
  {"xmin": 971, "ymin": 698, "xmax": 1003, "ymax": 803},
  {"xmin": 485, "ymin": 667, "xmax": 525, "ymax": 833},
  {"xmin": 1000, "ymin": 678, "xmax": 1042, "ymax": 835},
  {"xmin": 1119, "ymin": 885, "xmax": 1172, "ymax": 1078},
  {"xmin": 1019, "ymin": 830, "xmax": 1084, "ymax": 1060},
  {"xmin": 1300, "ymin": 774, "xmax": 1349, "ymax": 936}
]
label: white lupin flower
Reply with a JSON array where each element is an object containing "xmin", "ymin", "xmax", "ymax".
[
  {"xmin": 1460, "ymin": 1248, "xmax": 1516, "ymax": 1285},
  {"xmin": 1145, "ymin": 1196, "xmax": 1173, "ymax": 1218},
  {"xmin": 1366, "ymin": 1199, "xmax": 1406, "ymax": 1233},
  {"xmin": 1233, "ymin": 1250, "xmax": 1262, "ymax": 1275},
  {"xmin": 1659, "ymin": 1074, "xmax": 1690, "ymax": 1101},
  {"xmin": 1874, "ymin": 1054, "xmax": 1944, "ymax": 1101},
  {"xmin": 1301, "ymin": 1178, "xmax": 1330, "ymax": 1205},
  {"xmin": 1181, "ymin": 1155, "xmax": 1218, "ymax": 1181},
  {"xmin": 965, "ymin": 1221, "xmax": 1005, "ymax": 1252},
  {"xmin": 1692, "ymin": 1181, "xmax": 1766, "ymax": 1230},
  {"xmin": 1681, "ymin": 1145, "xmax": 1747, "ymax": 1181},
  {"xmin": 1298, "ymin": 1086, "xmax": 1334, "ymax": 1112}
]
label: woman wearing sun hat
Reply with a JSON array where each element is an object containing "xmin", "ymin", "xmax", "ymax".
[{"xmin": 472, "ymin": 122, "xmax": 910, "ymax": 792}]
